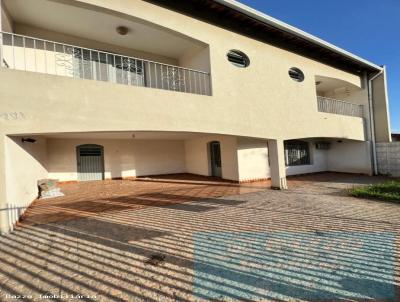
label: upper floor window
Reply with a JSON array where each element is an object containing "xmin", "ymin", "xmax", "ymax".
[
  {"xmin": 227, "ymin": 50, "xmax": 250, "ymax": 68},
  {"xmin": 284, "ymin": 140, "xmax": 310, "ymax": 166},
  {"xmin": 289, "ymin": 67, "xmax": 305, "ymax": 82}
]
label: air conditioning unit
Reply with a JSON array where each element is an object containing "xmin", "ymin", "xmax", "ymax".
[{"xmin": 315, "ymin": 142, "xmax": 331, "ymax": 150}]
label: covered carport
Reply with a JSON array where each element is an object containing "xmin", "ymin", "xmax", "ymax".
[{"xmin": 2, "ymin": 131, "xmax": 276, "ymax": 232}]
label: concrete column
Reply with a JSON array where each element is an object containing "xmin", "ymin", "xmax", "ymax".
[
  {"xmin": 268, "ymin": 139, "xmax": 288, "ymax": 190},
  {"xmin": 0, "ymin": 133, "xmax": 9, "ymax": 234},
  {"xmin": 0, "ymin": 0, "xmax": 3, "ymax": 68}
]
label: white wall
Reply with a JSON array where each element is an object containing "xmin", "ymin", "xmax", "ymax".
[
  {"xmin": 377, "ymin": 142, "xmax": 400, "ymax": 177},
  {"xmin": 237, "ymin": 137, "xmax": 270, "ymax": 181},
  {"xmin": 286, "ymin": 143, "xmax": 328, "ymax": 176},
  {"xmin": 284, "ymin": 140, "xmax": 371, "ymax": 176},
  {"xmin": 184, "ymin": 137, "xmax": 209, "ymax": 176},
  {"xmin": 184, "ymin": 135, "xmax": 239, "ymax": 181},
  {"xmin": 327, "ymin": 140, "xmax": 372, "ymax": 174},
  {"xmin": 47, "ymin": 138, "xmax": 186, "ymax": 181},
  {"xmin": 185, "ymin": 137, "xmax": 372, "ymax": 181},
  {"xmin": 5, "ymin": 136, "xmax": 48, "ymax": 228}
]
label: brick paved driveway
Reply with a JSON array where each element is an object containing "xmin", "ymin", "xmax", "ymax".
[{"xmin": 0, "ymin": 173, "xmax": 399, "ymax": 301}]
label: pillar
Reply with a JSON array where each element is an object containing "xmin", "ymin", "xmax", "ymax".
[
  {"xmin": 268, "ymin": 139, "xmax": 288, "ymax": 190},
  {"xmin": 0, "ymin": 133, "xmax": 9, "ymax": 234}
]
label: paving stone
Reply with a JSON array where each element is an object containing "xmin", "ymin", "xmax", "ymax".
[{"xmin": 0, "ymin": 173, "xmax": 399, "ymax": 301}]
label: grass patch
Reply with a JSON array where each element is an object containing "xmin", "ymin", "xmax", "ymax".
[{"xmin": 350, "ymin": 180, "xmax": 400, "ymax": 202}]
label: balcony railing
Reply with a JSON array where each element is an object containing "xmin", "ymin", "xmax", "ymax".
[
  {"xmin": 317, "ymin": 96, "xmax": 364, "ymax": 118},
  {"xmin": 0, "ymin": 32, "xmax": 211, "ymax": 96}
]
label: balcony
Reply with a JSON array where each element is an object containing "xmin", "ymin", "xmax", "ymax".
[
  {"xmin": 317, "ymin": 96, "xmax": 364, "ymax": 118},
  {"xmin": 0, "ymin": 32, "xmax": 211, "ymax": 96}
]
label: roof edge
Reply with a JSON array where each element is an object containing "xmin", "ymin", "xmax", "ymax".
[{"xmin": 214, "ymin": 0, "xmax": 383, "ymax": 72}]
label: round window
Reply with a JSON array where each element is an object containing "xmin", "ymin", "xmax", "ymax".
[
  {"xmin": 227, "ymin": 50, "xmax": 250, "ymax": 68},
  {"xmin": 288, "ymin": 67, "xmax": 305, "ymax": 82}
]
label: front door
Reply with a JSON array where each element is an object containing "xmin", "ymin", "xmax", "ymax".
[
  {"xmin": 76, "ymin": 144, "xmax": 105, "ymax": 181},
  {"xmin": 210, "ymin": 141, "xmax": 222, "ymax": 177}
]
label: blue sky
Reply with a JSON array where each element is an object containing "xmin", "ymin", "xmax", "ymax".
[{"xmin": 238, "ymin": 0, "xmax": 399, "ymax": 133}]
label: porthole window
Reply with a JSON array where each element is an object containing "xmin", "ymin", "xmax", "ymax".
[
  {"xmin": 288, "ymin": 67, "xmax": 305, "ymax": 82},
  {"xmin": 227, "ymin": 50, "xmax": 250, "ymax": 68}
]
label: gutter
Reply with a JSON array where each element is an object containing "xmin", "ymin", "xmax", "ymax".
[
  {"xmin": 368, "ymin": 69, "xmax": 384, "ymax": 175},
  {"xmin": 213, "ymin": 0, "xmax": 382, "ymax": 72}
]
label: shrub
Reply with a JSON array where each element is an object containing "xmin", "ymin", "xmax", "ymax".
[{"xmin": 350, "ymin": 181, "xmax": 400, "ymax": 202}]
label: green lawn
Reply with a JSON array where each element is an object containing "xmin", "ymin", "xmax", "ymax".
[{"xmin": 350, "ymin": 180, "xmax": 400, "ymax": 202}]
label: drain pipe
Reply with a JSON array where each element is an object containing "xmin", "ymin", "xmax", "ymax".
[{"xmin": 367, "ymin": 68, "xmax": 384, "ymax": 175}]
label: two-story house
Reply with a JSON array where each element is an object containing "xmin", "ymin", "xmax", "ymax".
[{"xmin": 0, "ymin": 0, "xmax": 392, "ymax": 233}]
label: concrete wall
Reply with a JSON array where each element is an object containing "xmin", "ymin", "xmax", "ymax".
[
  {"xmin": 0, "ymin": 134, "xmax": 7, "ymax": 234},
  {"xmin": 284, "ymin": 140, "xmax": 371, "ymax": 176},
  {"xmin": 15, "ymin": 24, "xmax": 179, "ymax": 65},
  {"xmin": 327, "ymin": 140, "xmax": 372, "ymax": 174},
  {"xmin": 184, "ymin": 135, "xmax": 239, "ymax": 181},
  {"xmin": 377, "ymin": 142, "xmax": 400, "ymax": 177},
  {"xmin": 372, "ymin": 69, "xmax": 392, "ymax": 142},
  {"xmin": 1, "ymin": 3, "xmax": 13, "ymax": 32},
  {"xmin": 4, "ymin": 136, "xmax": 48, "ymax": 230},
  {"xmin": 286, "ymin": 143, "xmax": 328, "ymax": 176},
  {"xmin": 179, "ymin": 46, "xmax": 211, "ymax": 73},
  {"xmin": 237, "ymin": 137, "xmax": 270, "ymax": 181},
  {"xmin": 47, "ymin": 138, "xmax": 186, "ymax": 181}
]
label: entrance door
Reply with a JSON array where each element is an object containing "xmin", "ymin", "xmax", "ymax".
[
  {"xmin": 210, "ymin": 141, "xmax": 222, "ymax": 177},
  {"xmin": 76, "ymin": 144, "xmax": 105, "ymax": 181}
]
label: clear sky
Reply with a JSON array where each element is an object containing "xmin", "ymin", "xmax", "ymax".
[{"xmin": 238, "ymin": 0, "xmax": 399, "ymax": 133}]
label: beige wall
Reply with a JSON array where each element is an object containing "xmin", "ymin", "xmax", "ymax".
[
  {"xmin": 15, "ymin": 24, "xmax": 179, "ymax": 65},
  {"xmin": 372, "ymin": 70, "xmax": 392, "ymax": 142},
  {"xmin": 327, "ymin": 140, "xmax": 372, "ymax": 174},
  {"xmin": 184, "ymin": 135, "xmax": 239, "ymax": 181},
  {"xmin": 179, "ymin": 46, "xmax": 211, "ymax": 72},
  {"xmin": 237, "ymin": 137, "xmax": 270, "ymax": 181},
  {"xmin": 4, "ymin": 136, "xmax": 48, "ymax": 230},
  {"xmin": 324, "ymin": 87, "xmax": 368, "ymax": 106},
  {"xmin": 47, "ymin": 138, "xmax": 186, "ymax": 181},
  {"xmin": 1, "ymin": 3, "xmax": 13, "ymax": 32},
  {"xmin": 0, "ymin": 135, "xmax": 8, "ymax": 233}
]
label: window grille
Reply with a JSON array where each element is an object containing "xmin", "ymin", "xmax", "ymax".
[{"xmin": 284, "ymin": 140, "xmax": 310, "ymax": 166}]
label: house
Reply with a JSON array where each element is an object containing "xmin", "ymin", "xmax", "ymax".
[{"xmin": 0, "ymin": 0, "xmax": 392, "ymax": 233}]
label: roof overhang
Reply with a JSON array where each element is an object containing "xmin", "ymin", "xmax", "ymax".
[{"xmin": 145, "ymin": 0, "xmax": 383, "ymax": 74}]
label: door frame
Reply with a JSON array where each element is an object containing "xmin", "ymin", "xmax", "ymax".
[
  {"xmin": 76, "ymin": 144, "xmax": 105, "ymax": 181},
  {"xmin": 208, "ymin": 141, "xmax": 222, "ymax": 178}
]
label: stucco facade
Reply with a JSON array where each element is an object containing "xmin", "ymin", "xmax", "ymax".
[{"xmin": 0, "ymin": 0, "xmax": 391, "ymax": 233}]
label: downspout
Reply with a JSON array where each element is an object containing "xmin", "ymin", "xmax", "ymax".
[{"xmin": 367, "ymin": 68, "xmax": 384, "ymax": 175}]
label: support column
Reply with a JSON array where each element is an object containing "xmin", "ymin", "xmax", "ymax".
[
  {"xmin": 268, "ymin": 139, "xmax": 288, "ymax": 190},
  {"xmin": 0, "ymin": 133, "xmax": 9, "ymax": 234}
]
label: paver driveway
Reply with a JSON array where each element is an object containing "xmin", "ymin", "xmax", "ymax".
[{"xmin": 0, "ymin": 173, "xmax": 399, "ymax": 301}]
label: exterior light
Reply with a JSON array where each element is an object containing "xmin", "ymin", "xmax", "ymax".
[
  {"xmin": 21, "ymin": 138, "xmax": 37, "ymax": 143},
  {"xmin": 116, "ymin": 26, "xmax": 129, "ymax": 35}
]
